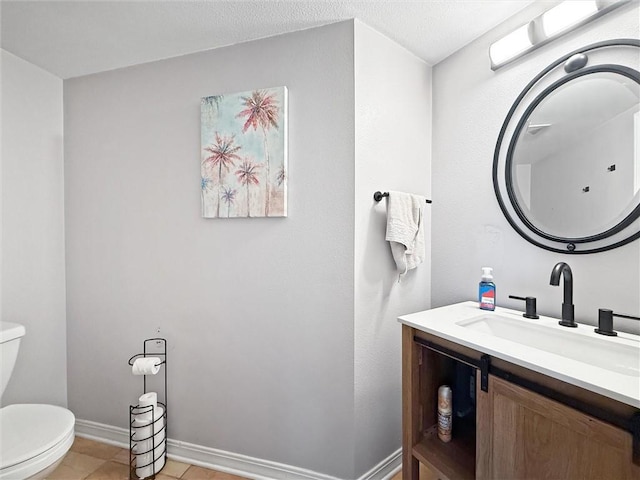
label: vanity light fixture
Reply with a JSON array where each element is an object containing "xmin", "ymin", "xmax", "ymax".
[
  {"xmin": 489, "ymin": 24, "xmax": 533, "ymax": 67},
  {"xmin": 489, "ymin": 0, "xmax": 630, "ymax": 70},
  {"xmin": 541, "ymin": 1, "xmax": 599, "ymax": 37}
]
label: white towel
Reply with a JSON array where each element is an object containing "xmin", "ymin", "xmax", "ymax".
[{"xmin": 385, "ymin": 191, "xmax": 426, "ymax": 280}]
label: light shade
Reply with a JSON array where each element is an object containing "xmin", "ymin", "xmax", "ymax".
[
  {"xmin": 489, "ymin": 24, "xmax": 533, "ymax": 67},
  {"xmin": 490, "ymin": 0, "xmax": 627, "ymax": 70},
  {"xmin": 541, "ymin": 0, "xmax": 599, "ymax": 38}
]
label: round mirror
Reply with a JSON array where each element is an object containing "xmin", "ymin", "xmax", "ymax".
[{"xmin": 494, "ymin": 39, "xmax": 640, "ymax": 253}]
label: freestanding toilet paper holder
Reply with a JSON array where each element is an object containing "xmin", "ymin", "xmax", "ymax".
[{"xmin": 128, "ymin": 338, "xmax": 167, "ymax": 480}]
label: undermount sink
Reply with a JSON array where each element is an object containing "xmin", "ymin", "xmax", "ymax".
[
  {"xmin": 399, "ymin": 301, "xmax": 640, "ymax": 407},
  {"xmin": 457, "ymin": 313, "xmax": 640, "ymax": 378}
]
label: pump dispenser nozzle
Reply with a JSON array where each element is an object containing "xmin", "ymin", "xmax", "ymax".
[{"xmin": 481, "ymin": 267, "xmax": 493, "ymax": 280}]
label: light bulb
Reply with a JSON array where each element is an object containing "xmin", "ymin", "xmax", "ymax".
[
  {"xmin": 541, "ymin": 1, "xmax": 599, "ymax": 38},
  {"xmin": 489, "ymin": 24, "xmax": 533, "ymax": 67}
]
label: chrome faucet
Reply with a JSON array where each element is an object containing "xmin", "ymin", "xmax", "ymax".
[{"xmin": 549, "ymin": 262, "xmax": 577, "ymax": 327}]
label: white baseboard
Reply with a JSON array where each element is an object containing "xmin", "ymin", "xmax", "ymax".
[
  {"xmin": 358, "ymin": 449, "xmax": 402, "ymax": 480},
  {"xmin": 74, "ymin": 419, "xmax": 128, "ymax": 448},
  {"xmin": 74, "ymin": 419, "xmax": 401, "ymax": 480}
]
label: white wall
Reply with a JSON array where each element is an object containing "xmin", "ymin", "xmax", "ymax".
[
  {"xmin": 530, "ymin": 108, "xmax": 636, "ymax": 237},
  {"xmin": 353, "ymin": 21, "xmax": 431, "ymax": 477},
  {"xmin": 64, "ymin": 22, "xmax": 357, "ymax": 478},
  {"xmin": 432, "ymin": 2, "xmax": 640, "ymax": 333},
  {"xmin": 1, "ymin": 49, "xmax": 67, "ymax": 406}
]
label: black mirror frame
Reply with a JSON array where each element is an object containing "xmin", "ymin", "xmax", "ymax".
[{"xmin": 493, "ymin": 38, "xmax": 640, "ymax": 254}]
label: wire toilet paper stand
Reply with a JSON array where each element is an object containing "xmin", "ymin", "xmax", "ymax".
[{"xmin": 128, "ymin": 338, "xmax": 167, "ymax": 480}]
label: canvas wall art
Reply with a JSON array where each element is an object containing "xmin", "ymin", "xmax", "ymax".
[{"xmin": 201, "ymin": 87, "xmax": 288, "ymax": 218}]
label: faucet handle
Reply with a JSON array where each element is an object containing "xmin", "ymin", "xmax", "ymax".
[
  {"xmin": 595, "ymin": 309, "xmax": 640, "ymax": 336},
  {"xmin": 509, "ymin": 295, "xmax": 539, "ymax": 319}
]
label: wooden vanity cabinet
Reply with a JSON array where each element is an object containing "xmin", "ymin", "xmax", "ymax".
[
  {"xmin": 402, "ymin": 325, "xmax": 640, "ymax": 480},
  {"xmin": 477, "ymin": 375, "xmax": 639, "ymax": 479}
]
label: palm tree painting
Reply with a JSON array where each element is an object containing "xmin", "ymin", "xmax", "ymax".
[
  {"xmin": 201, "ymin": 175, "xmax": 214, "ymax": 216},
  {"xmin": 202, "ymin": 133, "xmax": 241, "ymax": 217},
  {"xmin": 235, "ymin": 159, "xmax": 261, "ymax": 217},
  {"xmin": 200, "ymin": 87, "xmax": 287, "ymax": 218},
  {"xmin": 237, "ymin": 90, "xmax": 279, "ymax": 216},
  {"xmin": 220, "ymin": 186, "xmax": 237, "ymax": 218}
]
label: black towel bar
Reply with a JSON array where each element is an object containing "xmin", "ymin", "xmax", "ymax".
[{"xmin": 373, "ymin": 191, "xmax": 432, "ymax": 203}]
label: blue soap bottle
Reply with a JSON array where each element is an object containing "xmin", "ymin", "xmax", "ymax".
[{"xmin": 479, "ymin": 267, "xmax": 496, "ymax": 311}]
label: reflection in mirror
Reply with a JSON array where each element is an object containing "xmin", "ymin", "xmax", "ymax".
[{"xmin": 510, "ymin": 71, "xmax": 640, "ymax": 239}]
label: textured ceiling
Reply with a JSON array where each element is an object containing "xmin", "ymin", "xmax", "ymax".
[{"xmin": 0, "ymin": 0, "xmax": 535, "ymax": 79}]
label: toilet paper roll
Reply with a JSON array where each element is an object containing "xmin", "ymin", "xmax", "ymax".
[
  {"xmin": 132, "ymin": 405, "xmax": 165, "ymax": 443},
  {"xmin": 136, "ymin": 392, "xmax": 158, "ymax": 423},
  {"xmin": 133, "ymin": 406, "xmax": 166, "ymax": 479},
  {"xmin": 138, "ymin": 392, "xmax": 157, "ymax": 409},
  {"xmin": 132, "ymin": 357, "xmax": 161, "ymax": 376},
  {"xmin": 135, "ymin": 450, "xmax": 166, "ymax": 480}
]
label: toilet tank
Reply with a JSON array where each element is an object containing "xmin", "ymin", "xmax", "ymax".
[{"xmin": 0, "ymin": 322, "xmax": 26, "ymax": 400}]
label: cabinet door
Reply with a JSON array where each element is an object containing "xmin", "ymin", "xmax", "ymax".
[{"xmin": 476, "ymin": 374, "xmax": 640, "ymax": 480}]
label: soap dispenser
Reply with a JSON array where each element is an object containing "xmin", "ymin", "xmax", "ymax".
[{"xmin": 479, "ymin": 267, "xmax": 496, "ymax": 311}]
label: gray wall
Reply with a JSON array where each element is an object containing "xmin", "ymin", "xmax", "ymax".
[
  {"xmin": 432, "ymin": 2, "xmax": 640, "ymax": 333},
  {"xmin": 530, "ymin": 110, "xmax": 636, "ymax": 237},
  {"xmin": 65, "ymin": 22, "xmax": 356, "ymax": 478},
  {"xmin": 353, "ymin": 21, "xmax": 431, "ymax": 477},
  {"xmin": 1, "ymin": 49, "xmax": 67, "ymax": 406}
]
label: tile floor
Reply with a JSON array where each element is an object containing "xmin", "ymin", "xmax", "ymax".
[
  {"xmin": 47, "ymin": 437, "xmax": 249, "ymax": 480},
  {"xmin": 50, "ymin": 436, "xmax": 406, "ymax": 480}
]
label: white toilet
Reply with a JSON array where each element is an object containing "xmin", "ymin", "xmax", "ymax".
[{"xmin": 0, "ymin": 322, "xmax": 75, "ymax": 480}]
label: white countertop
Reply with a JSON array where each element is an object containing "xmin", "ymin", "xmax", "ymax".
[{"xmin": 399, "ymin": 301, "xmax": 640, "ymax": 408}]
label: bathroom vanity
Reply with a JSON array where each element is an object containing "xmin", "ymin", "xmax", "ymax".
[{"xmin": 400, "ymin": 302, "xmax": 640, "ymax": 480}]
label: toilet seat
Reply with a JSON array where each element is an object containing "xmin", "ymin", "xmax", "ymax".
[{"xmin": 0, "ymin": 404, "xmax": 75, "ymax": 480}]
